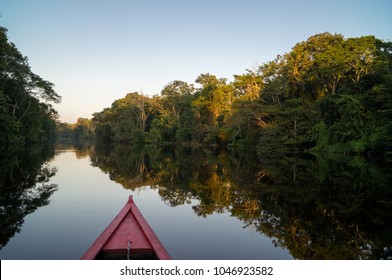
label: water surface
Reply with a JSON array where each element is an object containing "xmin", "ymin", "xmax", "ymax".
[{"xmin": 0, "ymin": 143, "xmax": 390, "ymax": 259}]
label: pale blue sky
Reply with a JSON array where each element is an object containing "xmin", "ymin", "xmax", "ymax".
[{"xmin": 1, "ymin": 0, "xmax": 391, "ymax": 123}]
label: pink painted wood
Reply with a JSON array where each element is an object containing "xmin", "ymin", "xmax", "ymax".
[{"xmin": 80, "ymin": 196, "xmax": 171, "ymax": 260}]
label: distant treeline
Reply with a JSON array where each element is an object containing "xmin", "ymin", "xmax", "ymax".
[
  {"xmin": 56, "ymin": 118, "xmax": 93, "ymax": 141},
  {"xmin": 0, "ymin": 26, "xmax": 61, "ymax": 149},
  {"xmin": 65, "ymin": 33, "xmax": 392, "ymax": 155}
]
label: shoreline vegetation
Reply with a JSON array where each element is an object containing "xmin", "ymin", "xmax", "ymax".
[
  {"xmin": 1, "ymin": 25, "xmax": 391, "ymax": 157},
  {"xmin": 1, "ymin": 26, "xmax": 60, "ymax": 150},
  {"xmin": 57, "ymin": 33, "xmax": 392, "ymax": 157}
]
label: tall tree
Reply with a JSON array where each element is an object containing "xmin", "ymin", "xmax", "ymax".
[
  {"xmin": 160, "ymin": 80, "xmax": 195, "ymax": 141},
  {"xmin": 233, "ymin": 69, "xmax": 264, "ymax": 101},
  {"xmin": 0, "ymin": 26, "xmax": 60, "ymax": 146}
]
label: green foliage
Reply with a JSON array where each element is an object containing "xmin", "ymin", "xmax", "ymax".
[
  {"xmin": 256, "ymin": 99, "xmax": 320, "ymax": 153},
  {"xmin": 91, "ymin": 92, "xmax": 158, "ymax": 144},
  {"xmin": 88, "ymin": 32, "xmax": 391, "ymax": 155},
  {"xmin": 312, "ymin": 121, "xmax": 329, "ymax": 151},
  {"xmin": 233, "ymin": 69, "xmax": 264, "ymax": 100},
  {"xmin": 1, "ymin": 25, "xmax": 390, "ymax": 155},
  {"xmin": 191, "ymin": 73, "xmax": 234, "ymax": 144},
  {"xmin": 256, "ymin": 33, "xmax": 391, "ymax": 154},
  {"xmin": 0, "ymin": 26, "xmax": 60, "ymax": 148},
  {"xmin": 56, "ymin": 118, "xmax": 94, "ymax": 141}
]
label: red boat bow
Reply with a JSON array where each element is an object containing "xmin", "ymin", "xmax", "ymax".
[{"xmin": 81, "ymin": 196, "xmax": 171, "ymax": 260}]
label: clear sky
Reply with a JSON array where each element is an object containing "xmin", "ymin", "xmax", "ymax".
[{"xmin": 1, "ymin": 0, "xmax": 391, "ymax": 123}]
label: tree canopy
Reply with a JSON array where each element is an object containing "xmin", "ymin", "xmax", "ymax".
[
  {"xmin": 89, "ymin": 32, "xmax": 391, "ymax": 155},
  {"xmin": 0, "ymin": 26, "xmax": 61, "ymax": 148}
]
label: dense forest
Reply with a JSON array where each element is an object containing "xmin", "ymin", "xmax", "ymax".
[
  {"xmin": 2, "ymin": 27, "xmax": 391, "ymax": 155},
  {"xmin": 61, "ymin": 32, "xmax": 391, "ymax": 155},
  {"xmin": 0, "ymin": 27, "xmax": 61, "ymax": 150}
]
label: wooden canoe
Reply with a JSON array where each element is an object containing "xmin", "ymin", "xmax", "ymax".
[{"xmin": 80, "ymin": 196, "xmax": 171, "ymax": 260}]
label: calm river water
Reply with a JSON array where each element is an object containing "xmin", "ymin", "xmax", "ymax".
[{"xmin": 0, "ymin": 142, "xmax": 391, "ymax": 259}]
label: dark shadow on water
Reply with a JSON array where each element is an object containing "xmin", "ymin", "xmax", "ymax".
[{"xmin": 0, "ymin": 142, "xmax": 58, "ymax": 250}]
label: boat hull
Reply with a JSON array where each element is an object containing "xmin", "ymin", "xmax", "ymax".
[{"xmin": 81, "ymin": 196, "xmax": 171, "ymax": 260}]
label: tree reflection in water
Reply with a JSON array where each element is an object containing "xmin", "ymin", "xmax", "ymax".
[
  {"xmin": 90, "ymin": 144, "xmax": 392, "ymax": 259},
  {"xmin": 0, "ymin": 145, "xmax": 58, "ymax": 249}
]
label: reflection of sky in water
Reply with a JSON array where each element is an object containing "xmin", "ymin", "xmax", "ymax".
[{"xmin": 0, "ymin": 150, "xmax": 292, "ymax": 260}]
